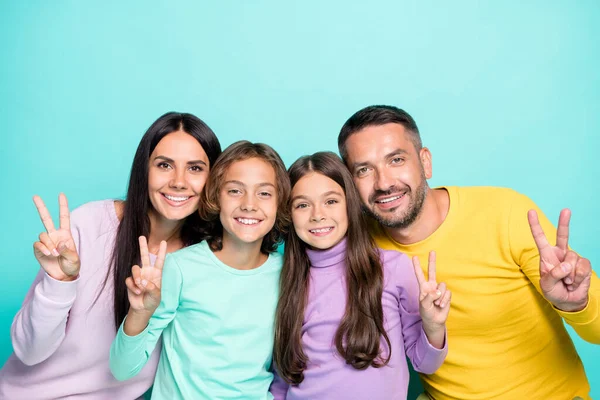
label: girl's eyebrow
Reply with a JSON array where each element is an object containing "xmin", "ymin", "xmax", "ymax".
[
  {"xmin": 154, "ymin": 155, "xmax": 207, "ymax": 166},
  {"xmin": 291, "ymin": 190, "xmax": 343, "ymax": 202}
]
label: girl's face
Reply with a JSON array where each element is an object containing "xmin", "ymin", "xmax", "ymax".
[
  {"xmin": 291, "ymin": 172, "xmax": 348, "ymax": 250},
  {"xmin": 148, "ymin": 130, "xmax": 210, "ymax": 223},
  {"xmin": 219, "ymin": 157, "xmax": 278, "ymax": 248}
]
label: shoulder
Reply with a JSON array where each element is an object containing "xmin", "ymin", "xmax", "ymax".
[
  {"xmin": 266, "ymin": 250, "xmax": 284, "ymax": 270},
  {"xmin": 451, "ymin": 186, "xmax": 536, "ymax": 212},
  {"xmin": 69, "ymin": 199, "xmax": 119, "ymax": 236},
  {"xmin": 378, "ymin": 248, "xmax": 411, "ymax": 274}
]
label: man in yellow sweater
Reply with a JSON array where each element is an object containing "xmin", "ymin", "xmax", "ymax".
[{"xmin": 337, "ymin": 105, "xmax": 599, "ymax": 400}]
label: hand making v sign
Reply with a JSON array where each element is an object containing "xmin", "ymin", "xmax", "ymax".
[
  {"xmin": 412, "ymin": 251, "xmax": 451, "ymax": 349},
  {"xmin": 32, "ymin": 193, "xmax": 80, "ymax": 281},
  {"xmin": 528, "ymin": 209, "xmax": 592, "ymax": 312}
]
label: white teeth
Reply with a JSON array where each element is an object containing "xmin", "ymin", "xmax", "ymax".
[
  {"xmin": 165, "ymin": 194, "xmax": 190, "ymax": 202},
  {"xmin": 377, "ymin": 195, "xmax": 401, "ymax": 204},
  {"xmin": 310, "ymin": 227, "xmax": 333, "ymax": 234},
  {"xmin": 237, "ymin": 218, "xmax": 260, "ymax": 225}
]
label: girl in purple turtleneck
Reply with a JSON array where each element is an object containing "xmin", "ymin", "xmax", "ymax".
[{"xmin": 271, "ymin": 152, "xmax": 450, "ymax": 400}]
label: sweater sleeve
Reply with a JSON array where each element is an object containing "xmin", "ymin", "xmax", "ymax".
[
  {"xmin": 395, "ymin": 253, "xmax": 448, "ymax": 374},
  {"xmin": 109, "ymin": 254, "xmax": 182, "ymax": 381},
  {"xmin": 10, "ymin": 215, "xmax": 83, "ymax": 366},
  {"xmin": 509, "ymin": 193, "xmax": 600, "ymax": 344}
]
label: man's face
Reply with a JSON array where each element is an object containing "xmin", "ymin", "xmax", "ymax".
[{"xmin": 344, "ymin": 123, "xmax": 431, "ymax": 229}]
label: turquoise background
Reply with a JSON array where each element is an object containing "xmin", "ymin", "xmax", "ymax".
[{"xmin": 1, "ymin": 1, "xmax": 598, "ymax": 397}]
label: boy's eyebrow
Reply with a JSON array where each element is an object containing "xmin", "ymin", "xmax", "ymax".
[
  {"xmin": 154, "ymin": 155, "xmax": 207, "ymax": 166},
  {"xmin": 224, "ymin": 180, "xmax": 276, "ymax": 188}
]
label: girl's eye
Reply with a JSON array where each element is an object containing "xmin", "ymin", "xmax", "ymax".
[
  {"xmin": 326, "ymin": 199, "xmax": 338, "ymax": 205},
  {"xmin": 189, "ymin": 165, "xmax": 204, "ymax": 172},
  {"xmin": 294, "ymin": 203, "xmax": 308, "ymax": 209},
  {"xmin": 158, "ymin": 162, "xmax": 172, "ymax": 170},
  {"xmin": 228, "ymin": 189, "xmax": 242, "ymax": 195},
  {"xmin": 259, "ymin": 191, "xmax": 272, "ymax": 198}
]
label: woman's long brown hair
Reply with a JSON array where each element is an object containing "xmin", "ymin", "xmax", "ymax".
[{"xmin": 274, "ymin": 151, "xmax": 391, "ymax": 385}]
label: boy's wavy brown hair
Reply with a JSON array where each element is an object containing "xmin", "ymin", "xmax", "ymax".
[{"xmin": 199, "ymin": 140, "xmax": 291, "ymax": 253}]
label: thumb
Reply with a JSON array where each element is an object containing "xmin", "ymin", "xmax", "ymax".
[
  {"xmin": 541, "ymin": 262, "xmax": 571, "ymax": 288},
  {"xmin": 57, "ymin": 242, "xmax": 80, "ymax": 264}
]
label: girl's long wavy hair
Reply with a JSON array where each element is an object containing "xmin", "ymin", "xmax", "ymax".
[
  {"xmin": 100, "ymin": 112, "xmax": 221, "ymax": 330},
  {"xmin": 274, "ymin": 151, "xmax": 391, "ymax": 385}
]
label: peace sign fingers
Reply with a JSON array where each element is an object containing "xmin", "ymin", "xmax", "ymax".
[
  {"xmin": 412, "ymin": 255, "xmax": 427, "ymax": 288},
  {"xmin": 139, "ymin": 236, "xmax": 151, "ymax": 269},
  {"xmin": 154, "ymin": 241, "xmax": 168, "ymax": 271},
  {"xmin": 58, "ymin": 193, "xmax": 71, "ymax": 231},
  {"xmin": 33, "ymin": 195, "xmax": 56, "ymax": 233},
  {"xmin": 527, "ymin": 210, "xmax": 552, "ymax": 255},
  {"xmin": 427, "ymin": 251, "xmax": 437, "ymax": 283},
  {"xmin": 555, "ymin": 208, "xmax": 571, "ymax": 253}
]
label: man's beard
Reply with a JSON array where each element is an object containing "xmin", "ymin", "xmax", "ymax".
[{"xmin": 363, "ymin": 176, "xmax": 428, "ymax": 230}]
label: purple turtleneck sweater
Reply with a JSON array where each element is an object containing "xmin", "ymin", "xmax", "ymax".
[{"xmin": 270, "ymin": 238, "xmax": 447, "ymax": 400}]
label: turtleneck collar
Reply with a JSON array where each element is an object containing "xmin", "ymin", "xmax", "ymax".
[{"xmin": 306, "ymin": 237, "xmax": 347, "ymax": 268}]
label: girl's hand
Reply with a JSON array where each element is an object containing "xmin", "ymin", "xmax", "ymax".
[
  {"xmin": 32, "ymin": 194, "xmax": 80, "ymax": 281},
  {"xmin": 125, "ymin": 236, "xmax": 167, "ymax": 314},
  {"xmin": 412, "ymin": 251, "xmax": 451, "ymax": 348}
]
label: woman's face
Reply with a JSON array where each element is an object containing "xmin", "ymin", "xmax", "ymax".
[{"xmin": 147, "ymin": 130, "xmax": 210, "ymax": 223}]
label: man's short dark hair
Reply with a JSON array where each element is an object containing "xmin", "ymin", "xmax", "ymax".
[{"xmin": 338, "ymin": 105, "xmax": 422, "ymax": 163}]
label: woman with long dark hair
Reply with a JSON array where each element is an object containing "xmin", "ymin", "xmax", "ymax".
[
  {"xmin": 271, "ymin": 152, "xmax": 449, "ymax": 400},
  {"xmin": 0, "ymin": 112, "xmax": 221, "ymax": 399}
]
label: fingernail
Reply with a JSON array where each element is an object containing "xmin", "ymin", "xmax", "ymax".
[
  {"xmin": 561, "ymin": 263, "xmax": 571, "ymax": 272},
  {"xmin": 564, "ymin": 277, "xmax": 573, "ymax": 284},
  {"xmin": 567, "ymin": 285, "xmax": 574, "ymax": 291},
  {"xmin": 441, "ymin": 302, "xmax": 445, "ymax": 308},
  {"xmin": 141, "ymin": 280, "xmax": 148, "ymax": 287},
  {"xmin": 136, "ymin": 290, "xmax": 141, "ymax": 295},
  {"xmin": 436, "ymin": 290, "xmax": 441, "ymax": 296},
  {"xmin": 52, "ymin": 249, "xmax": 60, "ymax": 257},
  {"xmin": 42, "ymin": 249, "xmax": 52, "ymax": 256},
  {"xmin": 136, "ymin": 279, "xmax": 141, "ymax": 285}
]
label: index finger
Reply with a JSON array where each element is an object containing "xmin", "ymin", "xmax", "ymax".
[
  {"xmin": 33, "ymin": 195, "xmax": 56, "ymax": 233},
  {"xmin": 139, "ymin": 236, "xmax": 151, "ymax": 268},
  {"xmin": 59, "ymin": 193, "xmax": 71, "ymax": 230},
  {"xmin": 527, "ymin": 209, "xmax": 550, "ymax": 252},
  {"xmin": 154, "ymin": 241, "xmax": 167, "ymax": 270},
  {"xmin": 411, "ymin": 255, "xmax": 426, "ymax": 287},
  {"xmin": 555, "ymin": 208, "xmax": 571, "ymax": 253},
  {"xmin": 428, "ymin": 251, "xmax": 437, "ymax": 283}
]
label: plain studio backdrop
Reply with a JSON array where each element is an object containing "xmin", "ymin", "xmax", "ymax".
[{"xmin": 1, "ymin": 1, "xmax": 598, "ymax": 397}]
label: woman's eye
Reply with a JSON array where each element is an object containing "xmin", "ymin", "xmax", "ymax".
[
  {"xmin": 158, "ymin": 162, "xmax": 172, "ymax": 169},
  {"xmin": 189, "ymin": 165, "xmax": 204, "ymax": 172}
]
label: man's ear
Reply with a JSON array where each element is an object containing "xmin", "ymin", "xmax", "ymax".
[{"xmin": 420, "ymin": 147, "xmax": 432, "ymax": 179}]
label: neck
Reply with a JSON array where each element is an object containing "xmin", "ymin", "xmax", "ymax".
[
  {"xmin": 385, "ymin": 187, "xmax": 449, "ymax": 245},
  {"xmin": 214, "ymin": 233, "xmax": 267, "ymax": 270},
  {"xmin": 147, "ymin": 209, "xmax": 185, "ymax": 254}
]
